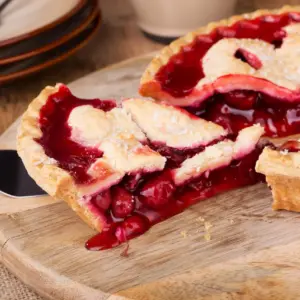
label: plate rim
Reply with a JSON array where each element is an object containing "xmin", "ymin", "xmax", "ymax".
[
  {"xmin": 0, "ymin": 12, "xmax": 102, "ymax": 83},
  {"xmin": 0, "ymin": 0, "xmax": 87, "ymax": 48},
  {"xmin": 0, "ymin": 0, "xmax": 99, "ymax": 66}
]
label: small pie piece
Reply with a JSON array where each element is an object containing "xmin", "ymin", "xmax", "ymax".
[
  {"xmin": 17, "ymin": 84, "xmax": 266, "ymax": 250},
  {"xmin": 256, "ymin": 141, "xmax": 300, "ymax": 212},
  {"xmin": 140, "ymin": 6, "xmax": 300, "ymax": 138}
]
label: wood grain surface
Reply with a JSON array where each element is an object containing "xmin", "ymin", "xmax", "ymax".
[{"xmin": 2, "ymin": 53, "xmax": 300, "ymax": 300}]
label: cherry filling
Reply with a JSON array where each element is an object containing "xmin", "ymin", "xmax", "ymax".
[
  {"xmin": 154, "ymin": 12, "xmax": 300, "ymax": 138},
  {"xmin": 86, "ymin": 147, "xmax": 264, "ymax": 250},
  {"xmin": 155, "ymin": 13, "xmax": 297, "ymax": 97},
  {"xmin": 37, "ymin": 85, "xmax": 115, "ymax": 183},
  {"xmin": 38, "ymin": 86, "xmax": 265, "ymax": 251},
  {"xmin": 187, "ymin": 91, "xmax": 300, "ymax": 137}
]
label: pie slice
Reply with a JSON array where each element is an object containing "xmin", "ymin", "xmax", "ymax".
[
  {"xmin": 17, "ymin": 84, "xmax": 265, "ymax": 250},
  {"xmin": 140, "ymin": 6, "xmax": 300, "ymax": 138},
  {"xmin": 256, "ymin": 141, "xmax": 300, "ymax": 212}
]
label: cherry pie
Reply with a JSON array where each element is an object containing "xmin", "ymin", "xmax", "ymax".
[
  {"xmin": 17, "ymin": 6, "xmax": 300, "ymax": 251},
  {"xmin": 256, "ymin": 141, "xmax": 300, "ymax": 212},
  {"xmin": 140, "ymin": 6, "xmax": 300, "ymax": 138},
  {"xmin": 17, "ymin": 84, "xmax": 265, "ymax": 250}
]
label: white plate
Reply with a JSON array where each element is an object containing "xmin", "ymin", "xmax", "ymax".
[{"xmin": 0, "ymin": 0, "xmax": 84, "ymax": 43}]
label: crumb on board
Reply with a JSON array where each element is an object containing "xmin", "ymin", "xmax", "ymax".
[
  {"xmin": 196, "ymin": 216, "xmax": 205, "ymax": 223},
  {"xmin": 204, "ymin": 221, "xmax": 213, "ymax": 230},
  {"xmin": 203, "ymin": 221, "xmax": 213, "ymax": 241},
  {"xmin": 7, "ymin": 214, "xmax": 17, "ymax": 220},
  {"xmin": 179, "ymin": 217, "xmax": 214, "ymax": 241},
  {"xmin": 180, "ymin": 230, "xmax": 188, "ymax": 238},
  {"xmin": 195, "ymin": 216, "xmax": 214, "ymax": 241},
  {"xmin": 204, "ymin": 232, "xmax": 211, "ymax": 241}
]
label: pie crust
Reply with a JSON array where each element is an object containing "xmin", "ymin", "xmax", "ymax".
[
  {"xmin": 17, "ymin": 84, "xmax": 104, "ymax": 231},
  {"xmin": 16, "ymin": 6, "xmax": 300, "ymax": 249},
  {"xmin": 256, "ymin": 147, "xmax": 300, "ymax": 212},
  {"xmin": 140, "ymin": 5, "xmax": 300, "ymax": 106},
  {"xmin": 17, "ymin": 84, "xmax": 265, "ymax": 248}
]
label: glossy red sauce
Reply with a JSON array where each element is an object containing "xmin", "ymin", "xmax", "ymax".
[
  {"xmin": 37, "ymin": 85, "xmax": 115, "ymax": 184},
  {"xmin": 86, "ymin": 147, "xmax": 264, "ymax": 250},
  {"xmin": 38, "ymin": 86, "xmax": 265, "ymax": 250},
  {"xmin": 155, "ymin": 12, "xmax": 299, "ymax": 97},
  {"xmin": 155, "ymin": 12, "xmax": 300, "ymax": 137},
  {"xmin": 188, "ymin": 91, "xmax": 300, "ymax": 137}
]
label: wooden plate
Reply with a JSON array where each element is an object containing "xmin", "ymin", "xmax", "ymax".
[
  {"xmin": 0, "ymin": 0, "xmax": 98, "ymax": 65},
  {"xmin": 0, "ymin": 0, "xmax": 87, "ymax": 47},
  {"xmin": 1, "ymin": 54, "xmax": 300, "ymax": 300},
  {"xmin": 0, "ymin": 13, "xmax": 101, "ymax": 84}
]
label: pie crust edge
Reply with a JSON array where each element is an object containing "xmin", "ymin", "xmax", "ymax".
[
  {"xmin": 256, "ymin": 147, "xmax": 300, "ymax": 212},
  {"xmin": 140, "ymin": 5, "xmax": 300, "ymax": 96},
  {"xmin": 16, "ymin": 84, "xmax": 103, "ymax": 232}
]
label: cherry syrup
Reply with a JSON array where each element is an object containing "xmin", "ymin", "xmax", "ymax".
[
  {"xmin": 154, "ymin": 12, "xmax": 300, "ymax": 137},
  {"xmin": 38, "ymin": 87, "xmax": 265, "ymax": 251},
  {"xmin": 155, "ymin": 12, "xmax": 299, "ymax": 97},
  {"xmin": 37, "ymin": 85, "xmax": 115, "ymax": 184}
]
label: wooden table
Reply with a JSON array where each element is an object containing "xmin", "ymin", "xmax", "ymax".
[{"xmin": 0, "ymin": 0, "xmax": 292, "ymax": 299}]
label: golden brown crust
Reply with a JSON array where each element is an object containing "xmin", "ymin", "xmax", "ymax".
[
  {"xmin": 140, "ymin": 5, "xmax": 300, "ymax": 96},
  {"xmin": 256, "ymin": 147, "xmax": 300, "ymax": 212},
  {"xmin": 256, "ymin": 147, "xmax": 300, "ymax": 178},
  {"xmin": 264, "ymin": 175, "xmax": 300, "ymax": 212},
  {"xmin": 16, "ymin": 84, "xmax": 103, "ymax": 232}
]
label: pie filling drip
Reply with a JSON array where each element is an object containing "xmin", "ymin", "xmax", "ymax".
[
  {"xmin": 146, "ymin": 12, "xmax": 300, "ymax": 137},
  {"xmin": 37, "ymin": 86, "xmax": 266, "ymax": 250},
  {"xmin": 86, "ymin": 147, "xmax": 264, "ymax": 250}
]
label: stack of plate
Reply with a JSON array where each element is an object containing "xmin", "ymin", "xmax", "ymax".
[{"xmin": 0, "ymin": 0, "xmax": 101, "ymax": 83}]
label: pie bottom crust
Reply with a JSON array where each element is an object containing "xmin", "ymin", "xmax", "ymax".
[
  {"xmin": 265, "ymin": 175, "xmax": 300, "ymax": 212},
  {"xmin": 17, "ymin": 84, "xmax": 103, "ymax": 232},
  {"xmin": 256, "ymin": 148, "xmax": 300, "ymax": 212}
]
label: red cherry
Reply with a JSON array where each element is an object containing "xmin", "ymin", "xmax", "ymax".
[
  {"xmin": 111, "ymin": 187, "xmax": 135, "ymax": 218},
  {"xmin": 123, "ymin": 173, "xmax": 143, "ymax": 192},
  {"xmin": 139, "ymin": 173, "xmax": 175, "ymax": 209},
  {"xmin": 223, "ymin": 91, "xmax": 257, "ymax": 110},
  {"xmin": 115, "ymin": 215, "xmax": 149, "ymax": 242},
  {"xmin": 235, "ymin": 49, "xmax": 262, "ymax": 69},
  {"xmin": 92, "ymin": 190, "xmax": 111, "ymax": 210},
  {"xmin": 279, "ymin": 141, "xmax": 300, "ymax": 153}
]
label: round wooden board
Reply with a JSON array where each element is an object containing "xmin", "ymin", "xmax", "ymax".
[{"xmin": 2, "ymin": 53, "xmax": 300, "ymax": 300}]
